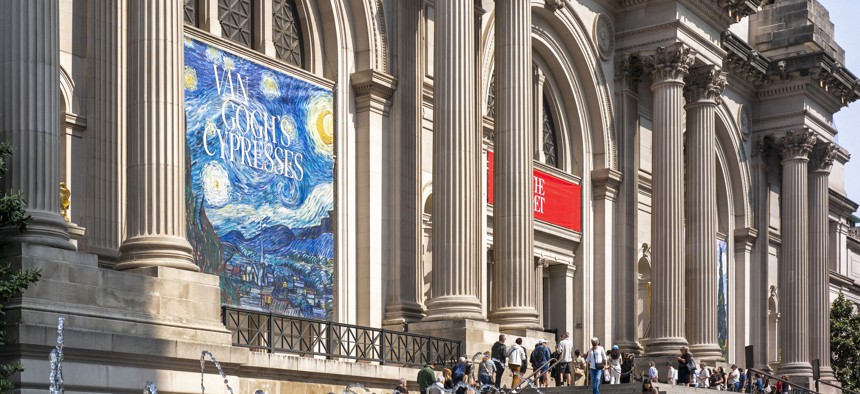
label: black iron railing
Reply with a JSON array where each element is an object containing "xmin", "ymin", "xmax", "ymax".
[{"xmin": 222, "ymin": 306, "xmax": 462, "ymax": 367}]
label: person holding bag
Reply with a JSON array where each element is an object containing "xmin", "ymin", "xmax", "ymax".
[
  {"xmin": 676, "ymin": 346, "xmax": 694, "ymax": 386},
  {"xmin": 585, "ymin": 337, "xmax": 608, "ymax": 394}
]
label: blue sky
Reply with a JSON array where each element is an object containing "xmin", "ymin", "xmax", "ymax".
[{"xmin": 818, "ymin": 0, "xmax": 860, "ymax": 213}]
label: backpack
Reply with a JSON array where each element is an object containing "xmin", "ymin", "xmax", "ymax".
[{"xmin": 452, "ymin": 363, "xmax": 466, "ymax": 382}]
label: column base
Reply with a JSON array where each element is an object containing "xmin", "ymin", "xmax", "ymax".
[
  {"xmin": 489, "ymin": 306, "xmax": 541, "ymax": 331},
  {"xmin": 644, "ymin": 336, "xmax": 689, "ymax": 357},
  {"xmin": 1, "ymin": 210, "xmax": 73, "ymax": 251},
  {"xmin": 778, "ymin": 361, "xmax": 813, "ymax": 388},
  {"xmin": 116, "ymin": 235, "xmax": 198, "ymax": 272},
  {"xmin": 384, "ymin": 301, "xmax": 426, "ymax": 325},
  {"xmin": 614, "ymin": 339, "xmax": 644, "ymax": 356},
  {"xmin": 688, "ymin": 342, "xmax": 724, "ymax": 363},
  {"xmin": 424, "ymin": 295, "xmax": 485, "ymax": 322}
]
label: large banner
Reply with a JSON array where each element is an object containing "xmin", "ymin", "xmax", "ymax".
[
  {"xmin": 184, "ymin": 36, "xmax": 334, "ymax": 319},
  {"xmin": 487, "ymin": 151, "xmax": 582, "ymax": 232}
]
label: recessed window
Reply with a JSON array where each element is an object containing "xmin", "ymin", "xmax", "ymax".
[
  {"xmin": 184, "ymin": 0, "xmax": 197, "ymax": 26},
  {"xmin": 542, "ymin": 98, "xmax": 558, "ymax": 167},
  {"xmin": 273, "ymin": 0, "xmax": 305, "ymax": 68},
  {"xmin": 487, "ymin": 72, "xmax": 496, "ymax": 119},
  {"xmin": 219, "ymin": 0, "xmax": 253, "ymax": 48}
]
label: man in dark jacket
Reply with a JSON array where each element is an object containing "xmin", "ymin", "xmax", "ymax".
[
  {"xmin": 491, "ymin": 334, "xmax": 507, "ymax": 388},
  {"xmin": 417, "ymin": 361, "xmax": 437, "ymax": 394}
]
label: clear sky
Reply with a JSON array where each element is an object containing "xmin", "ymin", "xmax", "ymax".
[{"xmin": 818, "ymin": 0, "xmax": 860, "ymax": 213}]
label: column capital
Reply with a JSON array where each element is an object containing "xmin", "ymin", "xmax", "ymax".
[
  {"xmin": 351, "ymin": 70, "xmax": 398, "ymax": 115},
  {"xmin": 684, "ymin": 65, "xmax": 726, "ymax": 104},
  {"xmin": 591, "ymin": 168, "xmax": 623, "ymax": 201},
  {"xmin": 753, "ymin": 136, "xmax": 776, "ymax": 162},
  {"xmin": 643, "ymin": 44, "xmax": 697, "ymax": 84},
  {"xmin": 809, "ymin": 143, "xmax": 838, "ymax": 175},
  {"xmin": 615, "ymin": 55, "xmax": 644, "ymax": 91},
  {"xmin": 734, "ymin": 227, "xmax": 759, "ymax": 251},
  {"xmin": 778, "ymin": 130, "xmax": 817, "ymax": 162}
]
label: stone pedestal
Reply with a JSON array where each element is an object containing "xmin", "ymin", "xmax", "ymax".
[
  {"xmin": 489, "ymin": 0, "xmax": 539, "ymax": 331},
  {"xmin": 683, "ymin": 66, "xmax": 725, "ymax": 362},
  {"xmin": 117, "ymin": 0, "xmax": 197, "ymax": 271},
  {"xmin": 0, "ymin": 0, "xmax": 73, "ymax": 250},
  {"xmin": 425, "ymin": 0, "xmax": 483, "ymax": 321},
  {"xmin": 777, "ymin": 130, "xmax": 816, "ymax": 387},
  {"xmin": 642, "ymin": 44, "xmax": 695, "ymax": 356}
]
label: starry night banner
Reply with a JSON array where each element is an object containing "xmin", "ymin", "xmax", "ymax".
[{"xmin": 183, "ymin": 36, "xmax": 334, "ymax": 319}]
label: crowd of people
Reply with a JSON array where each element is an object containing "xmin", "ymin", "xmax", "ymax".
[{"xmin": 398, "ymin": 338, "xmax": 794, "ymax": 394}]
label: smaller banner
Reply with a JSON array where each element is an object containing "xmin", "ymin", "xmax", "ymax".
[{"xmin": 487, "ymin": 151, "xmax": 582, "ymax": 232}]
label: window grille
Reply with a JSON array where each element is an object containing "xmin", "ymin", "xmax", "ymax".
[
  {"xmin": 542, "ymin": 98, "xmax": 559, "ymax": 167},
  {"xmin": 184, "ymin": 0, "xmax": 197, "ymax": 25},
  {"xmin": 219, "ymin": 0, "xmax": 253, "ymax": 47},
  {"xmin": 273, "ymin": 0, "xmax": 305, "ymax": 68}
]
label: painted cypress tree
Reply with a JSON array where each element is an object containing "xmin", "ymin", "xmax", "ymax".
[
  {"xmin": 0, "ymin": 141, "xmax": 41, "ymax": 391},
  {"xmin": 831, "ymin": 293, "xmax": 860, "ymax": 392}
]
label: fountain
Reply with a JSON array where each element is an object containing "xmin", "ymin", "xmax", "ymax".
[
  {"xmin": 200, "ymin": 350, "xmax": 235, "ymax": 394},
  {"xmin": 48, "ymin": 317, "xmax": 65, "ymax": 394}
]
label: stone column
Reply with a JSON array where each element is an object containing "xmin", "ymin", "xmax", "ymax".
[
  {"xmin": 615, "ymin": 55, "xmax": 644, "ymax": 354},
  {"xmin": 809, "ymin": 143, "xmax": 838, "ymax": 385},
  {"xmin": 777, "ymin": 129, "xmax": 816, "ymax": 386},
  {"xmin": 592, "ymin": 168, "xmax": 622, "ymax": 345},
  {"xmin": 752, "ymin": 137, "xmax": 775, "ymax": 372},
  {"xmin": 642, "ymin": 44, "xmax": 695, "ymax": 356},
  {"xmin": 117, "ymin": 0, "xmax": 197, "ymax": 271},
  {"xmin": 425, "ymin": 0, "xmax": 483, "ymax": 321},
  {"xmin": 384, "ymin": 0, "xmax": 425, "ymax": 325},
  {"xmin": 488, "ymin": 0, "xmax": 539, "ymax": 330},
  {"xmin": 547, "ymin": 263, "xmax": 577, "ymax": 335},
  {"xmin": 683, "ymin": 65, "xmax": 725, "ymax": 362},
  {"xmin": 0, "ymin": 0, "xmax": 73, "ymax": 250}
]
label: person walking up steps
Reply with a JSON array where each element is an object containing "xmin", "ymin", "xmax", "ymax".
[
  {"xmin": 491, "ymin": 335, "xmax": 507, "ymax": 389},
  {"xmin": 507, "ymin": 337, "xmax": 527, "ymax": 389},
  {"xmin": 585, "ymin": 337, "xmax": 608, "ymax": 394},
  {"xmin": 557, "ymin": 332, "xmax": 574, "ymax": 386}
]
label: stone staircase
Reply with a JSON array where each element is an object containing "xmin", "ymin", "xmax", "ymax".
[{"xmin": 510, "ymin": 383, "xmax": 710, "ymax": 394}]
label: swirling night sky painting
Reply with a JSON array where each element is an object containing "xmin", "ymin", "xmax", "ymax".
[{"xmin": 184, "ymin": 36, "xmax": 333, "ymax": 319}]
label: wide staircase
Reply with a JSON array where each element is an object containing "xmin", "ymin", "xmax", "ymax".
[{"xmin": 507, "ymin": 382, "xmax": 709, "ymax": 394}]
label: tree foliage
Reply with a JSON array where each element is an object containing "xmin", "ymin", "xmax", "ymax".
[
  {"xmin": 831, "ymin": 292, "xmax": 860, "ymax": 392},
  {"xmin": 0, "ymin": 142, "xmax": 40, "ymax": 391}
]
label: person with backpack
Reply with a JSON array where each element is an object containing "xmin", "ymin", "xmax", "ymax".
[
  {"xmin": 491, "ymin": 335, "xmax": 507, "ymax": 388},
  {"xmin": 530, "ymin": 339, "xmax": 552, "ymax": 387},
  {"xmin": 451, "ymin": 357, "xmax": 471, "ymax": 394},
  {"xmin": 506, "ymin": 338, "xmax": 527, "ymax": 389}
]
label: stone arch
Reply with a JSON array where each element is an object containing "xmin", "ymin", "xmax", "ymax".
[
  {"xmin": 59, "ymin": 66, "xmax": 81, "ymax": 117},
  {"xmin": 716, "ymin": 103, "xmax": 753, "ymax": 231}
]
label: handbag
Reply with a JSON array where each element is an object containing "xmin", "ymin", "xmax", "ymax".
[{"xmin": 593, "ymin": 350, "xmax": 604, "ymax": 370}]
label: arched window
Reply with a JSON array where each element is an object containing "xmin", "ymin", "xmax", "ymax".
[
  {"xmin": 273, "ymin": 0, "xmax": 305, "ymax": 68},
  {"xmin": 184, "ymin": 0, "xmax": 198, "ymax": 26},
  {"xmin": 541, "ymin": 97, "xmax": 559, "ymax": 167},
  {"xmin": 219, "ymin": 0, "xmax": 253, "ymax": 48}
]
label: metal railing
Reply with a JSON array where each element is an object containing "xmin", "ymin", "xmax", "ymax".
[{"xmin": 222, "ymin": 306, "xmax": 462, "ymax": 367}]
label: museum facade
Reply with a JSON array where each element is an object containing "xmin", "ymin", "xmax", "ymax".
[{"xmin": 1, "ymin": 0, "xmax": 860, "ymax": 392}]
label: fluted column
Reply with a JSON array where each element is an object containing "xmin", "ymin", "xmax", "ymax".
[
  {"xmin": 777, "ymin": 129, "xmax": 816, "ymax": 386},
  {"xmin": 117, "ymin": 0, "xmax": 197, "ymax": 271},
  {"xmin": 643, "ymin": 44, "xmax": 695, "ymax": 356},
  {"xmin": 752, "ymin": 137, "xmax": 775, "ymax": 372},
  {"xmin": 0, "ymin": 0, "xmax": 73, "ymax": 250},
  {"xmin": 488, "ymin": 0, "xmax": 538, "ymax": 330},
  {"xmin": 425, "ymin": 0, "xmax": 483, "ymax": 321},
  {"xmin": 683, "ymin": 65, "xmax": 725, "ymax": 362},
  {"xmin": 809, "ymin": 143, "xmax": 837, "ymax": 385}
]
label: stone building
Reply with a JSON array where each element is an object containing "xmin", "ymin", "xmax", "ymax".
[{"xmin": 0, "ymin": 0, "xmax": 859, "ymax": 392}]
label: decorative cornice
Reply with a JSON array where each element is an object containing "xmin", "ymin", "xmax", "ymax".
[
  {"xmin": 809, "ymin": 143, "xmax": 838, "ymax": 174},
  {"xmin": 830, "ymin": 189, "xmax": 859, "ymax": 217},
  {"xmin": 642, "ymin": 44, "xmax": 697, "ymax": 83},
  {"xmin": 766, "ymin": 52, "xmax": 860, "ymax": 106},
  {"xmin": 721, "ymin": 31, "xmax": 770, "ymax": 86},
  {"xmin": 733, "ymin": 227, "xmax": 759, "ymax": 249},
  {"xmin": 778, "ymin": 129, "xmax": 817, "ymax": 161},
  {"xmin": 718, "ymin": 0, "xmax": 762, "ymax": 21},
  {"xmin": 351, "ymin": 70, "xmax": 397, "ymax": 115},
  {"xmin": 591, "ymin": 168, "xmax": 623, "ymax": 201},
  {"xmin": 753, "ymin": 136, "xmax": 775, "ymax": 162},
  {"xmin": 684, "ymin": 65, "xmax": 727, "ymax": 104},
  {"xmin": 615, "ymin": 54, "xmax": 643, "ymax": 89}
]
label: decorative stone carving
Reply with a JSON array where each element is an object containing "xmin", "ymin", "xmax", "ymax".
[
  {"xmin": 778, "ymin": 129, "xmax": 817, "ymax": 161},
  {"xmin": 718, "ymin": 0, "xmax": 762, "ymax": 21},
  {"xmin": 616, "ymin": 55, "xmax": 643, "ymax": 88},
  {"xmin": 642, "ymin": 44, "xmax": 697, "ymax": 83},
  {"xmin": 753, "ymin": 136, "xmax": 774, "ymax": 161},
  {"xmin": 544, "ymin": 0, "xmax": 564, "ymax": 12},
  {"xmin": 684, "ymin": 65, "xmax": 727, "ymax": 104},
  {"xmin": 809, "ymin": 143, "xmax": 838, "ymax": 174},
  {"xmin": 739, "ymin": 105, "xmax": 751, "ymax": 141},
  {"xmin": 593, "ymin": 13, "xmax": 615, "ymax": 61}
]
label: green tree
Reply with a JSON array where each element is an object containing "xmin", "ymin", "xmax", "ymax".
[
  {"xmin": 831, "ymin": 292, "xmax": 860, "ymax": 392},
  {"xmin": 0, "ymin": 142, "xmax": 41, "ymax": 391}
]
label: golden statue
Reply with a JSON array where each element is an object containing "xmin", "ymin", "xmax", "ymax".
[{"xmin": 60, "ymin": 182, "xmax": 71, "ymax": 223}]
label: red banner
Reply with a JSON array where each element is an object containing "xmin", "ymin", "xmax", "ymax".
[{"xmin": 487, "ymin": 151, "xmax": 581, "ymax": 232}]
